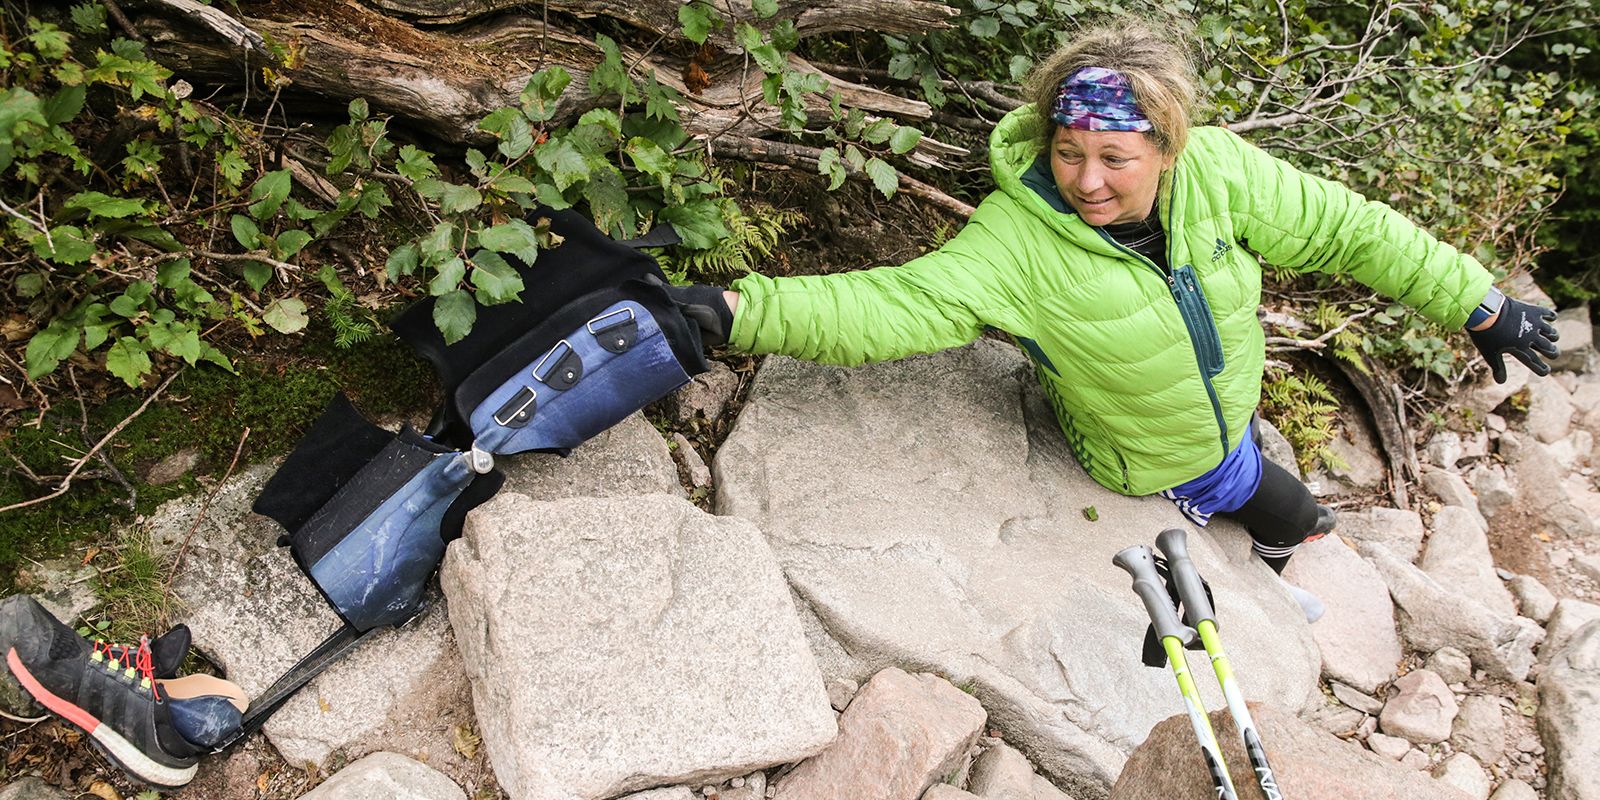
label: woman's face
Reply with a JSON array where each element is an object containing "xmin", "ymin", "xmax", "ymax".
[{"xmin": 1048, "ymin": 126, "xmax": 1168, "ymax": 226}]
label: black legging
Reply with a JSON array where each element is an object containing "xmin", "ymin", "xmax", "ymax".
[{"xmin": 1219, "ymin": 458, "xmax": 1320, "ymax": 573}]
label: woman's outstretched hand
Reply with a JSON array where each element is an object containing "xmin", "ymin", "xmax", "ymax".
[
  {"xmin": 664, "ymin": 283, "xmax": 735, "ymax": 348},
  {"xmin": 1468, "ymin": 296, "xmax": 1561, "ymax": 383}
]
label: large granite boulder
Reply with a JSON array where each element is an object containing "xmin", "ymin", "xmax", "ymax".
[
  {"xmin": 714, "ymin": 342, "xmax": 1319, "ymax": 798},
  {"xmin": 441, "ymin": 492, "xmax": 835, "ymax": 800},
  {"xmin": 1282, "ymin": 536, "xmax": 1401, "ymax": 693},
  {"xmin": 1539, "ymin": 621, "xmax": 1600, "ymax": 800},
  {"xmin": 1108, "ymin": 705, "xmax": 1471, "ymax": 800}
]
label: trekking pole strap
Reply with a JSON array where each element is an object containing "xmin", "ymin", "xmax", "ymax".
[{"xmin": 1155, "ymin": 528, "xmax": 1217, "ymax": 628}]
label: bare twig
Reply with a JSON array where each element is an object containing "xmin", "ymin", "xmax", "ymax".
[
  {"xmin": 0, "ymin": 708, "xmax": 49, "ymax": 724},
  {"xmin": 0, "ymin": 370, "xmax": 182, "ymax": 515},
  {"xmin": 162, "ymin": 426, "xmax": 250, "ymax": 609},
  {"xmin": 715, "ymin": 136, "xmax": 976, "ymax": 218}
]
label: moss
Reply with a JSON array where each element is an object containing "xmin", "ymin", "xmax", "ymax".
[{"xmin": 0, "ymin": 329, "xmax": 438, "ymax": 590}]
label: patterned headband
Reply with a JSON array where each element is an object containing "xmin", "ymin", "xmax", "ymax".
[{"xmin": 1051, "ymin": 67, "xmax": 1154, "ymax": 133}]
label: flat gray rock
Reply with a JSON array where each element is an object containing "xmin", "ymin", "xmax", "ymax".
[
  {"xmin": 1450, "ymin": 695, "xmax": 1506, "ymax": 765},
  {"xmin": 1508, "ymin": 575, "xmax": 1557, "ymax": 624},
  {"xmin": 1379, "ymin": 669, "xmax": 1458, "ymax": 744},
  {"xmin": 1550, "ymin": 305, "xmax": 1594, "ymax": 373},
  {"xmin": 715, "ymin": 342, "xmax": 1318, "ymax": 797},
  {"xmin": 1433, "ymin": 753, "xmax": 1491, "ymax": 800},
  {"xmin": 0, "ymin": 777, "xmax": 69, "ymax": 800},
  {"xmin": 496, "ymin": 412, "xmax": 681, "ymax": 499},
  {"xmin": 1336, "ymin": 507, "xmax": 1426, "ymax": 563},
  {"xmin": 1541, "ymin": 600, "xmax": 1600, "ymax": 664},
  {"xmin": 1538, "ymin": 621, "xmax": 1600, "ymax": 800},
  {"xmin": 773, "ymin": 668, "xmax": 985, "ymax": 800},
  {"xmin": 154, "ymin": 464, "xmax": 475, "ymax": 770},
  {"xmin": 298, "ymin": 752, "xmax": 465, "ymax": 800},
  {"xmin": 441, "ymin": 493, "xmax": 835, "ymax": 800},
  {"xmin": 1362, "ymin": 545, "xmax": 1543, "ymax": 681},
  {"xmin": 1419, "ymin": 506, "xmax": 1516, "ymax": 617},
  {"xmin": 1284, "ymin": 536, "xmax": 1401, "ymax": 692}
]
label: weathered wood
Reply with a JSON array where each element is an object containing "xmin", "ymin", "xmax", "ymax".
[
  {"xmin": 359, "ymin": 0, "xmax": 959, "ymax": 39},
  {"xmin": 1328, "ymin": 354, "xmax": 1418, "ymax": 510},
  {"xmin": 140, "ymin": 0, "xmax": 958, "ymax": 153}
]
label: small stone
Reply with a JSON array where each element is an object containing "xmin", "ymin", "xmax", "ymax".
[
  {"xmin": 1434, "ymin": 753, "xmax": 1491, "ymax": 800},
  {"xmin": 1488, "ymin": 778, "xmax": 1538, "ymax": 800},
  {"xmin": 1508, "ymin": 575, "xmax": 1558, "ymax": 624},
  {"xmin": 1574, "ymin": 553, "xmax": 1600, "ymax": 585},
  {"xmin": 1427, "ymin": 647, "xmax": 1474, "ymax": 685},
  {"xmin": 1496, "ymin": 568, "xmax": 1515, "ymax": 581},
  {"xmin": 824, "ymin": 677, "xmax": 859, "ymax": 711},
  {"xmin": 1358, "ymin": 716, "xmax": 1378, "ymax": 738},
  {"xmin": 0, "ymin": 777, "xmax": 70, "ymax": 800},
  {"xmin": 702, "ymin": 786, "xmax": 718, "ymax": 797},
  {"xmin": 1332, "ymin": 681, "xmax": 1385, "ymax": 715},
  {"xmin": 1368, "ymin": 731, "xmax": 1411, "ymax": 760},
  {"xmin": 1402, "ymin": 750, "xmax": 1432, "ymax": 770},
  {"xmin": 730, "ymin": 778, "xmax": 745, "ymax": 789},
  {"xmin": 1381, "ymin": 669, "xmax": 1460, "ymax": 744},
  {"xmin": 1450, "ymin": 695, "xmax": 1506, "ymax": 765},
  {"xmin": 1488, "ymin": 414, "xmax": 1507, "ymax": 433},
  {"xmin": 1551, "ymin": 549, "xmax": 1573, "ymax": 568},
  {"xmin": 146, "ymin": 447, "xmax": 201, "ymax": 485},
  {"xmin": 671, "ymin": 433, "xmax": 713, "ymax": 489}
]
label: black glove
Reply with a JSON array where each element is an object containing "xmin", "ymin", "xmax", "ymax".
[
  {"xmin": 1468, "ymin": 295, "xmax": 1560, "ymax": 384},
  {"xmin": 664, "ymin": 283, "xmax": 734, "ymax": 348}
]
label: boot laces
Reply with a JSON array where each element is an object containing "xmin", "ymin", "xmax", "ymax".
[{"xmin": 91, "ymin": 635, "xmax": 162, "ymax": 700}]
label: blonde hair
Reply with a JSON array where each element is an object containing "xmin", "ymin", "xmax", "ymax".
[{"xmin": 1023, "ymin": 19, "xmax": 1200, "ymax": 158}]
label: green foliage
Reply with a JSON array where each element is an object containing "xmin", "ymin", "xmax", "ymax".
[
  {"xmin": 659, "ymin": 201, "xmax": 807, "ymax": 281},
  {"xmin": 1261, "ymin": 368, "xmax": 1346, "ymax": 476}
]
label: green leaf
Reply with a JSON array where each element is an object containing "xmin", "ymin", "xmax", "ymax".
[
  {"xmin": 769, "ymin": 20, "xmax": 799, "ymax": 52},
  {"xmin": 348, "ymin": 97, "xmax": 369, "ymax": 122},
  {"xmin": 65, "ymin": 191, "xmax": 145, "ymax": 219},
  {"xmin": 0, "ymin": 89, "xmax": 46, "ymax": 147},
  {"xmin": 263, "ymin": 297, "xmax": 309, "ymax": 334},
  {"xmin": 752, "ymin": 0, "xmax": 779, "ymax": 18},
  {"xmin": 749, "ymin": 44, "xmax": 785, "ymax": 74},
  {"xmin": 888, "ymin": 125, "xmax": 922, "ymax": 155},
  {"xmin": 489, "ymin": 171, "xmax": 537, "ymax": 194},
  {"xmin": 396, "ymin": 145, "xmax": 439, "ymax": 181},
  {"xmin": 439, "ymin": 183, "xmax": 482, "ymax": 214},
  {"xmin": 480, "ymin": 108, "xmax": 534, "ymax": 159},
  {"xmin": 589, "ymin": 34, "xmax": 637, "ymax": 102},
  {"xmin": 25, "ymin": 320, "xmax": 79, "ymax": 378},
  {"xmin": 105, "ymin": 337, "xmax": 152, "ymax": 388},
  {"xmin": 15, "ymin": 272, "xmax": 43, "ymax": 298},
  {"xmin": 164, "ymin": 326, "xmax": 203, "ymax": 365},
  {"xmin": 862, "ymin": 119, "xmax": 894, "ymax": 144},
  {"xmin": 661, "ymin": 199, "xmax": 730, "ymax": 249},
  {"xmin": 429, "ymin": 257, "xmax": 466, "ymax": 296},
  {"xmin": 641, "ymin": 73, "xmax": 682, "ymax": 122},
  {"xmin": 535, "ymin": 137, "xmax": 590, "ymax": 191},
  {"xmin": 624, "ymin": 137, "xmax": 673, "ymax": 186},
  {"xmin": 386, "ymin": 243, "xmax": 420, "ymax": 277},
  {"xmin": 520, "ymin": 66, "xmax": 572, "ymax": 122},
  {"xmin": 433, "ymin": 289, "xmax": 477, "ymax": 345},
  {"xmin": 243, "ymin": 261, "xmax": 273, "ymax": 292},
  {"xmin": 887, "ymin": 54, "xmax": 917, "ymax": 81},
  {"xmin": 477, "ymin": 219, "xmax": 541, "ymax": 264},
  {"xmin": 419, "ymin": 222, "xmax": 456, "ymax": 264},
  {"xmin": 71, "ymin": 3, "xmax": 108, "ymax": 33},
  {"xmin": 157, "ymin": 258, "xmax": 192, "ymax": 289},
  {"xmin": 274, "ymin": 229, "xmax": 313, "ymax": 260},
  {"xmin": 32, "ymin": 226, "xmax": 95, "ymax": 264},
  {"xmin": 230, "ymin": 214, "xmax": 260, "ymax": 249},
  {"xmin": 969, "ymin": 15, "xmax": 1000, "ymax": 38},
  {"xmin": 577, "ymin": 108, "xmax": 623, "ymax": 139},
  {"xmin": 864, "ymin": 157, "xmax": 898, "ymax": 198},
  {"xmin": 216, "ymin": 150, "xmax": 249, "ymax": 187},
  {"xmin": 678, "ymin": 2, "xmax": 718, "ymax": 43},
  {"xmin": 247, "ymin": 169, "xmax": 293, "ymax": 219},
  {"xmin": 42, "ymin": 84, "xmax": 86, "ymax": 125},
  {"xmin": 582, "ymin": 168, "xmax": 631, "ymax": 237},
  {"xmin": 469, "ymin": 250, "xmax": 524, "ymax": 304}
]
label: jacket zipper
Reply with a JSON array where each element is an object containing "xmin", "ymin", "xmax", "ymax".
[{"xmin": 1091, "ymin": 180, "xmax": 1231, "ymax": 462}]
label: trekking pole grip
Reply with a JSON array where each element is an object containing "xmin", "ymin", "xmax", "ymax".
[
  {"xmin": 1155, "ymin": 528, "xmax": 1216, "ymax": 628},
  {"xmin": 1113, "ymin": 545, "xmax": 1194, "ymax": 645}
]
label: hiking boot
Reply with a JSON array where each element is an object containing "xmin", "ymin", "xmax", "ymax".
[
  {"xmin": 101, "ymin": 623, "xmax": 190, "ymax": 680},
  {"xmin": 1303, "ymin": 504, "xmax": 1337, "ymax": 543},
  {"xmin": 0, "ymin": 595, "xmax": 201, "ymax": 788}
]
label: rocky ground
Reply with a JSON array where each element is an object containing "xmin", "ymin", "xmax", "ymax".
[{"xmin": 4, "ymin": 289, "xmax": 1600, "ymax": 800}]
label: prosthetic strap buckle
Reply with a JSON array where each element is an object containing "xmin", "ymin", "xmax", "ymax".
[{"xmin": 466, "ymin": 445, "xmax": 495, "ymax": 475}]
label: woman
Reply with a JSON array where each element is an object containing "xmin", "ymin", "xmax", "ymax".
[{"xmin": 668, "ymin": 21, "xmax": 1559, "ymax": 619}]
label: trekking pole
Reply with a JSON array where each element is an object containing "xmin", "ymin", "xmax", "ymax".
[
  {"xmin": 1156, "ymin": 528, "xmax": 1282, "ymax": 800},
  {"xmin": 1113, "ymin": 545, "xmax": 1239, "ymax": 800}
]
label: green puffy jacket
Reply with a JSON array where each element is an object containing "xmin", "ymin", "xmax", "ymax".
[{"xmin": 727, "ymin": 105, "xmax": 1493, "ymax": 496}]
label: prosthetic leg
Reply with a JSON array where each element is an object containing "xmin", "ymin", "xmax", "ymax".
[{"xmin": 219, "ymin": 209, "xmax": 708, "ymax": 749}]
